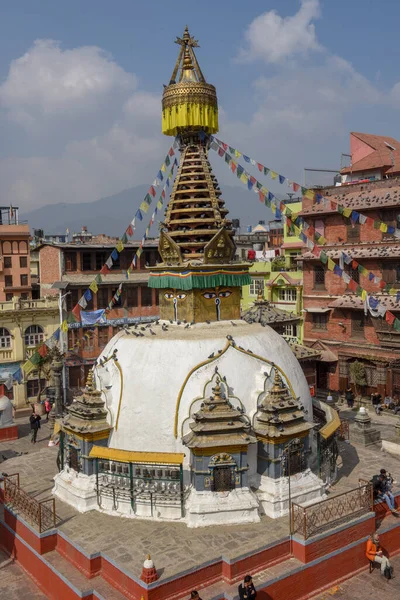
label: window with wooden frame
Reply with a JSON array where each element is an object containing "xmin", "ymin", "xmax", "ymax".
[
  {"xmin": 312, "ymin": 313, "xmax": 328, "ymax": 330},
  {"xmin": 382, "ymin": 262, "xmax": 400, "ymax": 287},
  {"xmin": 96, "ymin": 287, "xmax": 109, "ymax": 309},
  {"xmin": 95, "ymin": 252, "xmax": 107, "ymax": 271},
  {"xmin": 19, "ymin": 256, "xmax": 27, "ymax": 268},
  {"xmin": 27, "ymin": 378, "xmax": 47, "ymax": 398},
  {"xmin": 314, "ymin": 265, "xmax": 326, "ymax": 289},
  {"xmin": 126, "ymin": 286, "xmax": 138, "ymax": 307},
  {"xmin": 20, "ymin": 274, "xmax": 28, "ymax": 286},
  {"xmin": 141, "ymin": 285, "xmax": 153, "ymax": 307},
  {"xmin": 98, "ymin": 327, "xmax": 109, "ymax": 348},
  {"xmin": 347, "ymin": 222, "xmax": 360, "ymax": 242},
  {"xmin": 82, "ymin": 252, "xmax": 92, "ymax": 271},
  {"xmin": 351, "ymin": 313, "xmax": 365, "ymax": 339},
  {"xmin": 24, "ymin": 325, "xmax": 44, "ymax": 346},
  {"xmin": 4, "ymin": 275, "xmax": 13, "ymax": 287},
  {"xmin": 66, "ymin": 289, "xmax": 79, "ymax": 311},
  {"xmin": 65, "ymin": 252, "xmax": 77, "ymax": 272},
  {"xmin": 4, "ymin": 257, "xmax": 12, "ymax": 268},
  {"xmin": 0, "ymin": 327, "xmax": 12, "ymax": 348}
]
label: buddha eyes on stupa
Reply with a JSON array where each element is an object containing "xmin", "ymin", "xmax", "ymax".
[
  {"xmin": 218, "ymin": 291, "xmax": 231, "ymax": 298},
  {"xmin": 177, "ymin": 293, "xmax": 187, "ymax": 299},
  {"xmin": 203, "ymin": 291, "xmax": 217, "ymax": 299}
]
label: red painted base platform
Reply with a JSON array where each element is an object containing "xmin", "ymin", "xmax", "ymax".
[
  {"xmin": 0, "ymin": 424, "xmax": 18, "ymax": 441},
  {"xmin": 1, "ymin": 498, "xmax": 400, "ymax": 600}
]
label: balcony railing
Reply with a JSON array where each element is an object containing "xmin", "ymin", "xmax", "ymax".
[
  {"xmin": 292, "ymin": 481, "xmax": 373, "ymax": 539},
  {"xmin": 2, "ymin": 473, "xmax": 57, "ymax": 533},
  {"xmin": 0, "ymin": 297, "xmax": 59, "ymax": 312}
]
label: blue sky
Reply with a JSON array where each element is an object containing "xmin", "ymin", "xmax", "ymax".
[{"xmin": 1, "ymin": 0, "xmax": 400, "ymax": 211}]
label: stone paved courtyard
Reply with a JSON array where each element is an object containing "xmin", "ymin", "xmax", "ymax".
[{"xmin": 1, "ymin": 407, "xmax": 400, "ymax": 593}]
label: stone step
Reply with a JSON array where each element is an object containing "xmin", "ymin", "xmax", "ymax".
[
  {"xmin": 175, "ymin": 555, "xmax": 300, "ymax": 600},
  {"xmin": 45, "ymin": 550, "xmax": 128, "ymax": 599}
]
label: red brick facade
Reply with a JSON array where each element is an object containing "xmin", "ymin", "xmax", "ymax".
[
  {"xmin": 38, "ymin": 241, "xmax": 160, "ymax": 394},
  {"xmin": 301, "ymin": 179, "xmax": 400, "ymax": 397}
]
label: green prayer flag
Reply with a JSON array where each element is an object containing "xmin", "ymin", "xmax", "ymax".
[
  {"xmin": 29, "ymin": 352, "xmax": 41, "ymax": 366},
  {"xmin": 393, "ymin": 318, "xmax": 400, "ymax": 332},
  {"xmin": 95, "ymin": 274, "xmax": 102, "ymax": 284},
  {"xmin": 229, "ymin": 146, "xmax": 235, "ymax": 154},
  {"xmin": 263, "ymin": 167, "xmax": 269, "ymax": 176},
  {"xmin": 356, "ymin": 286, "xmax": 363, "ymax": 297},
  {"xmin": 373, "ymin": 220, "xmax": 381, "ymax": 230},
  {"xmin": 320, "ymin": 251, "xmax": 328, "ymax": 264},
  {"xmin": 121, "ymin": 233, "xmax": 128, "ymax": 244},
  {"xmin": 165, "ymin": 155, "xmax": 171, "ymax": 166}
]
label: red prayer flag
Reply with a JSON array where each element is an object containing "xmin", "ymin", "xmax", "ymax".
[
  {"xmin": 348, "ymin": 279, "xmax": 357, "ymax": 292},
  {"xmin": 168, "ymin": 147, "xmax": 175, "ymax": 156},
  {"xmin": 72, "ymin": 305, "xmax": 81, "ymax": 321},
  {"xmin": 149, "ymin": 186, "xmax": 156, "ymax": 197},
  {"xmin": 218, "ymin": 147, "xmax": 225, "ymax": 157},
  {"xmin": 258, "ymin": 191, "xmax": 265, "ymax": 203},
  {"xmin": 161, "ymin": 190, "xmax": 166, "ymax": 199},
  {"xmin": 379, "ymin": 280, "xmax": 386, "ymax": 289},
  {"xmin": 221, "ymin": 142, "xmax": 228, "ymax": 151},
  {"xmin": 257, "ymin": 163, "xmax": 263, "ymax": 172},
  {"xmin": 313, "ymin": 246, "xmax": 321, "ymax": 258},
  {"xmin": 250, "ymin": 175, "xmax": 256, "ymax": 185},
  {"xmin": 126, "ymin": 224, "xmax": 133, "ymax": 237},
  {"xmin": 100, "ymin": 264, "xmax": 110, "ymax": 274},
  {"xmin": 386, "ymin": 311, "xmax": 395, "ymax": 325},
  {"xmin": 351, "ymin": 260, "xmax": 358, "ymax": 269},
  {"xmin": 366, "ymin": 217, "xmax": 374, "ymax": 228},
  {"xmin": 231, "ymin": 162, "xmax": 237, "ymax": 173},
  {"xmin": 293, "ymin": 182, "xmax": 300, "ymax": 192},
  {"xmin": 38, "ymin": 344, "xmax": 48, "ymax": 357}
]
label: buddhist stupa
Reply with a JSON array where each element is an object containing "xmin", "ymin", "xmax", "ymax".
[{"xmin": 53, "ymin": 28, "xmax": 326, "ymax": 526}]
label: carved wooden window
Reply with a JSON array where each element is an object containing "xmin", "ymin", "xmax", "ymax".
[
  {"xmin": 314, "ymin": 265, "xmax": 325, "ymax": 289},
  {"xmin": 82, "ymin": 252, "xmax": 92, "ymax": 271},
  {"xmin": 312, "ymin": 313, "xmax": 328, "ymax": 330},
  {"xmin": 347, "ymin": 222, "xmax": 360, "ymax": 242},
  {"xmin": 126, "ymin": 286, "xmax": 138, "ymax": 307},
  {"xmin": 351, "ymin": 313, "xmax": 365, "ymax": 339},
  {"xmin": 97, "ymin": 287, "xmax": 109, "ymax": 309},
  {"xmin": 65, "ymin": 252, "xmax": 77, "ymax": 272},
  {"xmin": 95, "ymin": 252, "xmax": 106, "ymax": 271},
  {"xmin": 141, "ymin": 286, "xmax": 153, "ymax": 307}
]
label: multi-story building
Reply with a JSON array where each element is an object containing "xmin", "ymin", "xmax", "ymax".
[
  {"xmin": 38, "ymin": 240, "xmax": 160, "ymax": 394},
  {"xmin": 0, "ymin": 206, "xmax": 31, "ymax": 302},
  {"xmin": 241, "ymin": 199, "xmax": 304, "ymax": 343},
  {"xmin": 301, "ymin": 146, "xmax": 400, "ymax": 397},
  {"xmin": 0, "ymin": 296, "xmax": 59, "ymax": 410},
  {"xmin": 340, "ymin": 131, "xmax": 400, "ymax": 184}
]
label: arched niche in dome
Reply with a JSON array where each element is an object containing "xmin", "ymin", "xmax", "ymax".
[{"xmin": 180, "ymin": 370, "xmax": 246, "ymax": 439}]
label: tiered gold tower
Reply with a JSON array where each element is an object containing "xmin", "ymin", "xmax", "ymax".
[{"xmin": 149, "ymin": 27, "xmax": 250, "ymax": 323}]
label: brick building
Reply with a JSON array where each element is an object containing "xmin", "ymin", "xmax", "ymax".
[
  {"xmin": 301, "ymin": 176, "xmax": 400, "ymax": 398},
  {"xmin": 38, "ymin": 240, "xmax": 160, "ymax": 393},
  {"xmin": 0, "ymin": 206, "xmax": 31, "ymax": 301}
]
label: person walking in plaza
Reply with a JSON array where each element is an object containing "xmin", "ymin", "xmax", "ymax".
[
  {"xmin": 189, "ymin": 591, "xmax": 203, "ymax": 600},
  {"xmin": 44, "ymin": 397, "xmax": 52, "ymax": 421},
  {"xmin": 29, "ymin": 410, "xmax": 41, "ymax": 443},
  {"xmin": 345, "ymin": 386, "xmax": 354, "ymax": 408},
  {"xmin": 366, "ymin": 532, "xmax": 393, "ymax": 578},
  {"xmin": 238, "ymin": 574, "xmax": 257, "ymax": 599},
  {"xmin": 374, "ymin": 471, "xmax": 398, "ymax": 514}
]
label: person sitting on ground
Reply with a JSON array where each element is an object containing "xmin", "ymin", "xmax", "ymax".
[
  {"xmin": 392, "ymin": 396, "xmax": 400, "ymax": 415},
  {"xmin": 345, "ymin": 386, "xmax": 354, "ymax": 408},
  {"xmin": 384, "ymin": 395, "xmax": 393, "ymax": 409},
  {"xmin": 366, "ymin": 532, "xmax": 393, "ymax": 578},
  {"xmin": 238, "ymin": 574, "xmax": 257, "ymax": 599},
  {"xmin": 373, "ymin": 472, "xmax": 398, "ymax": 514},
  {"xmin": 189, "ymin": 591, "xmax": 202, "ymax": 600}
]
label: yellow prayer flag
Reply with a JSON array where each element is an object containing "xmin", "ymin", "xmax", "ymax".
[
  {"xmin": 342, "ymin": 208, "xmax": 352, "ymax": 218},
  {"xmin": 327, "ymin": 258, "xmax": 335, "ymax": 271},
  {"xmin": 234, "ymin": 150, "xmax": 241, "ymax": 158},
  {"xmin": 116, "ymin": 240, "xmax": 124, "ymax": 253},
  {"xmin": 140, "ymin": 201, "xmax": 150, "ymax": 213},
  {"xmin": 22, "ymin": 360, "xmax": 35, "ymax": 375},
  {"xmin": 389, "ymin": 288, "xmax": 397, "ymax": 296},
  {"xmin": 137, "ymin": 248, "xmax": 143, "ymax": 258},
  {"xmin": 89, "ymin": 280, "xmax": 98, "ymax": 294},
  {"xmin": 157, "ymin": 200, "xmax": 163, "ymax": 209},
  {"xmin": 61, "ymin": 320, "xmax": 69, "ymax": 333},
  {"xmin": 318, "ymin": 236, "xmax": 327, "ymax": 244},
  {"xmin": 361, "ymin": 290, "xmax": 367, "ymax": 301},
  {"xmin": 305, "ymin": 189, "xmax": 315, "ymax": 200},
  {"xmin": 161, "ymin": 163, "xmax": 167, "ymax": 172},
  {"xmin": 240, "ymin": 173, "xmax": 248, "ymax": 184},
  {"xmin": 380, "ymin": 222, "xmax": 388, "ymax": 233},
  {"xmin": 261, "ymin": 187, "xmax": 268, "ymax": 195},
  {"xmin": 270, "ymin": 171, "xmax": 278, "ymax": 180}
]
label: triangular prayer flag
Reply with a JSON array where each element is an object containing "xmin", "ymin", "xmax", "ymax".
[
  {"xmin": 380, "ymin": 222, "xmax": 388, "ymax": 233},
  {"xmin": 278, "ymin": 175, "xmax": 285, "ymax": 184},
  {"xmin": 100, "ymin": 264, "xmax": 109, "ymax": 274},
  {"xmin": 386, "ymin": 311, "xmax": 396, "ymax": 325},
  {"xmin": 61, "ymin": 320, "xmax": 69, "ymax": 333},
  {"xmin": 78, "ymin": 296, "xmax": 88, "ymax": 309},
  {"xmin": 168, "ymin": 147, "xmax": 175, "ymax": 156},
  {"xmin": 72, "ymin": 305, "xmax": 81, "ymax": 321},
  {"xmin": 270, "ymin": 171, "xmax": 278, "ymax": 180},
  {"xmin": 292, "ymin": 182, "xmax": 300, "ymax": 192},
  {"xmin": 121, "ymin": 233, "xmax": 128, "ymax": 244},
  {"xmin": 38, "ymin": 344, "xmax": 48, "ymax": 358},
  {"xmin": 116, "ymin": 239, "xmax": 124, "ymax": 253},
  {"xmin": 394, "ymin": 318, "xmax": 400, "ymax": 332},
  {"xmin": 257, "ymin": 163, "xmax": 263, "ymax": 172}
]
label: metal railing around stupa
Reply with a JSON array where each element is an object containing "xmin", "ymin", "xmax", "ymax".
[
  {"xmin": 2, "ymin": 473, "xmax": 56, "ymax": 533},
  {"xmin": 291, "ymin": 481, "xmax": 374, "ymax": 540}
]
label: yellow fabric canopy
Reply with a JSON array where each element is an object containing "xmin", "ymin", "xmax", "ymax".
[
  {"xmin": 89, "ymin": 445, "xmax": 185, "ymax": 465},
  {"xmin": 162, "ymin": 103, "xmax": 218, "ymax": 136}
]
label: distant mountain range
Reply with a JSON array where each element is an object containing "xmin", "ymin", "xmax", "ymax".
[{"xmin": 21, "ymin": 184, "xmax": 275, "ymax": 239}]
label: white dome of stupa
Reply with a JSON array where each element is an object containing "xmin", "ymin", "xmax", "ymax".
[{"xmin": 95, "ymin": 319, "xmax": 312, "ymax": 459}]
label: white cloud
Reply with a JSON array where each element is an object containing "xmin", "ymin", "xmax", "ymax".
[
  {"xmin": 0, "ymin": 39, "xmax": 136, "ymax": 135},
  {"xmin": 238, "ymin": 0, "xmax": 321, "ymax": 64}
]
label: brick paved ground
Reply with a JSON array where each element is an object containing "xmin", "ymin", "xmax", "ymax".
[
  {"xmin": 1, "ymin": 408, "xmax": 400, "ymax": 596},
  {"xmin": 311, "ymin": 554, "xmax": 400, "ymax": 600}
]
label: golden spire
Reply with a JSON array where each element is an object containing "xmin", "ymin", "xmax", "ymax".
[{"xmin": 162, "ymin": 26, "xmax": 218, "ymax": 137}]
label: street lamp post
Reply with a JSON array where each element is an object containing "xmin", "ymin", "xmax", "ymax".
[
  {"xmin": 58, "ymin": 291, "xmax": 70, "ymax": 408},
  {"xmin": 281, "ymin": 437, "xmax": 301, "ymax": 553}
]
